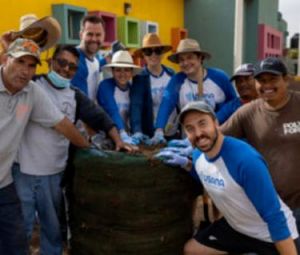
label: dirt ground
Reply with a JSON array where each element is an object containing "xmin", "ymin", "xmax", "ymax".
[{"xmin": 31, "ymin": 226, "xmax": 69, "ymax": 255}]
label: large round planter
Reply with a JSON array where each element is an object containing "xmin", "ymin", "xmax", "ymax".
[{"xmin": 70, "ymin": 148, "xmax": 198, "ymax": 255}]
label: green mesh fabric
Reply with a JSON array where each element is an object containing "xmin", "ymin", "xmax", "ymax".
[{"xmin": 70, "ymin": 148, "xmax": 198, "ymax": 255}]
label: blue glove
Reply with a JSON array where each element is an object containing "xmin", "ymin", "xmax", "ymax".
[
  {"xmin": 155, "ymin": 150, "xmax": 189, "ymax": 168},
  {"xmin": 132, "ymin": 132, "xmax": 150, "ymax": 145},
  {"xmin": 167, "ymin": 137, "xmax": 191, "ymax": 148},
  {"xmin": 148, "ymin": 130, "xmax": 166, "ymax": 145},
  {"xmin": 120, "ymin": 130, "xmax": 138, "ymax": 145},
  {"xmin": 160, "ymin": 145, "xmax": 193, "ymax": 157}
]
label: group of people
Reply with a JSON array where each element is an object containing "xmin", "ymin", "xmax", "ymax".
[{"xmin": 0, "ymin": 11, "xmax": 300, "ymax": 255}]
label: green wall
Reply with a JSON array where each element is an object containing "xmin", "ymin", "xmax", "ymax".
[
  {"xmin": 258, "ymin": 0, "xmax": 278, "ymax": 27},
  {"xmin": 185, "ymin": 0, "xmax": 284, "ymax": 73},
  {"xmin": 184, "ymin": 0, "xmax": 235, "ymax": 75},
  {"xmin": 277, "ymin": 12, "xmax": 288, "ymax": 48},
  {"xmin": 243, "ymin": 0, "xmax": 259, "ymax": 64}
]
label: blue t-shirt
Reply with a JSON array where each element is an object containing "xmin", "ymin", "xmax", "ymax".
[
  {"xmin": 191, "ymin": 136, "xmax": 298, "ymax": 242},
  {"xmin": 155, "ymin": 68, "xmax": 237, "ymax": 129},
  {"xmin": 97, "ymin": 78, "xmax": 130, "ymax": 131}
]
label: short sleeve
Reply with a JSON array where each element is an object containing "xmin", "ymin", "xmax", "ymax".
[{"xmin": 30, "ymin": 83, "xmax": 64, "ymax": 127}]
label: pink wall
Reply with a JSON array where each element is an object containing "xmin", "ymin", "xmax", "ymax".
[{"xmin": 258, "ymin": 24, "xmax": 283, "ymax": 60}]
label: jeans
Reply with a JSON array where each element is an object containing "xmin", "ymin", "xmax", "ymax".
[
  {"xmin": 0, "ymin": 183, "xmax": 29, "ymax": 255},
  {"xmin": 13, "ymin": 164, "xmax": 64, "ymax": 255}
]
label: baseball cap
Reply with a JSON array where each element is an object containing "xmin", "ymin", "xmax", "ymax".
[
  {"xmin": 254, "ymin": 57, "xmax": 287, "ymax": 78},
  {"xmin": 7, "ymin": 38, "xmax": 41, "ymax": 64},
  {"xmin": 178, "ymin": 100, "xmax": 216, "ymax": 124},
  {"xmin": 230, "ymin": 63, "xmax": 255, "ymax": 81}
]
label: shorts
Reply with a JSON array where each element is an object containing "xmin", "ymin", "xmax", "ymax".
[{"xmin": 194, "ymin": 217, "xmax": 300, "ymax": 254}]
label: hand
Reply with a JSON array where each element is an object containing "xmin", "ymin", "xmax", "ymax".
[
  {"xmin": 132, "ymin": 132, "xmax": 150, "ymax": 145},
  {"xmin": 148, "ymin": 129, "xmax": 166, "ymax": 145},
  {"xmin": 155, "ymin": 150, "xmax": 189, "ymax": 168},
  {"xmin": 0, "ymin": 31, "xmax": 17, "ymax": 51},
  {"xmin": 160, "ymin": 145, "xmax": 193, "ymax": 157},
  {"xmin": 89, "ymin": 144, "xmax": 108, "ymax": 157},
  {"xmin": 115, "ymin": 140, "xmax": 139, "ymax": 153},
  {"xmin": 167, "ymin": 137, "xmax": 191, "ymax": 148},
  {"xmin": 120, "ymin": 130, "xmax": 138, "ymax": 145}
]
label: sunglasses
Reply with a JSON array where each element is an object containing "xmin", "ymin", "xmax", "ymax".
[
  {"xmin": 55, "ymin": 58, "xmax": 78, "ymax": 72},
  {"xmin": 142, "ymin": 47, "xmax": 164, "ymax": 56}
]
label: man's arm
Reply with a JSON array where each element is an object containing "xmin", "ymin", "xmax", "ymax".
[
  {"xmin": 220, "ymin": 104, "xmax": 247, "ymax": 138},
  {"xmin": 275, "ymin": 238, "xmax": 298, "ymax": 255},
  {"xmin": 54, "ymin": 117, "xmax": 89, "ymax": 148}
]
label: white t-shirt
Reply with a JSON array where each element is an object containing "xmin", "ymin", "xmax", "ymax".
[
  {"xmin": 179, "ymin": 77, "xmax": 226, "ymax": 110},
  {"xmin": 114, "ymin": 85, "xmax": 130, "ymax": 131},
  {"xmin": 86, "ymin": 58, "xmax": 101, "ymax": 102},
  {"xmin": 150, "ymin": 71, "xmax": 177, "ymax": 136},
  {"xmin": 17, "ymin": 77, "xmax": 76, "ymax": 175}
]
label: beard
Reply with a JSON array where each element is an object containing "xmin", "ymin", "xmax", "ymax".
[{"xmin": 195, "ymin": 128, "xmax": 219, "ymax": 153}]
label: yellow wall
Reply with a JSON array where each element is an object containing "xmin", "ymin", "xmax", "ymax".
[{"xmin": 0, "ymin": 0, "xmax": 183, "ymax": 72}]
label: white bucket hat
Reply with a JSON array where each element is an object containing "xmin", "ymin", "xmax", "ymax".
[{"xmin": 103, "ymin": 50, "xmax": 142, "ymax": 76}]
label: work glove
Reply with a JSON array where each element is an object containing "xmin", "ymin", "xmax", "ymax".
[
  {"xmin": 120, "ymin": 130, "xmax": 138, "ymax": 145},
  {"xmin": 155, "ymin": 150, "xmax": 189, "ymax": 168},
  {"xmin": 167, "ymin": 137, "xmax": 191, "ymax": 148},
  {"xmin": 160, "ymin": 145, "xmax": 193, "ymax": 157},
  {"xmin": 131, "ymin": 132, "xmax": 150, "ymax": 145},
  {"xmin": 148, "ymin": 129, "xmax": 166, "ymax": 145}
]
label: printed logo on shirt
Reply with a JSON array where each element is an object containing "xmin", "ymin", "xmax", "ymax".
[
  {"xmin": 283, "ymin": 121, "xmax": 300, "ymax": 135},
  {"xmin": 62, "ymin": 101, "xmax": 75, "ymax": 121},
  {"xmin": 16, "ymin": 104, "xmax": 30, "ymax": 121},
  {"xmin": 151, "ymin": 87, "xmax": 164, "ymax": 97},
  {"xmin": 199, "ymin": 172, "xmax": 225, "ymax": 188},
  {"xmin": 184, "ymin": 92, "xmax": 216, "ymax": 109}
]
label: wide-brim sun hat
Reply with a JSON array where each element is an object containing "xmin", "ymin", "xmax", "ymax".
[
  {"xmin": 168, "ymin": 38, "xmax": 211, "ymax": 64},
  {"xmin": 11, "ymin": 14, "xmax": 61, "ymax": 52},
  {"xmin": 103, "ymin": 50, "xmax": 142, "ymax": 76},
  {"xmin": 134, "ymin": 33, "xmax": 172, "ymax": 57}
]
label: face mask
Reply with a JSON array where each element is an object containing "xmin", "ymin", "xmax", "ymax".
[{"xmin": 47, "ymin": 70, "xmax": 71, "ymax": 88}]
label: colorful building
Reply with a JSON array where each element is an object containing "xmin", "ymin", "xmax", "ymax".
[
  {"xmin": 1, "ymin": 0, "xmax": 185, "ymax": 72},
  {"xmin": 184, "ymin": 0, "xmax": 289, "ymax": 74},
  {"xmin": 1, "ymin": 0, "xmax": 290, "ymax": 74}
]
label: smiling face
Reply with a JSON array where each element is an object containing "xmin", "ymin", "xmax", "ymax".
[
  {"xmin": 183, "ymin": 110, "xmax": 221, "ymax": 157},
  {"xmin": 143, "ymin": 47, "xmax": 164, "ymax": 68},
  {"xmin": 255, "ymin": 73, "xmax": 289, "ymax": 107},
  {"xmin": 235, "ymin": 75, "xmax": 258, "ymax": 102},
  {"xmin": 80, "ymin": 21, "xmax": 105, "ymax": 58},
  {"xmin": 178, "ymin": 52, "xmax": 203, "ymax": 79},
  {"xmin": 112, "ymin": 67, "xmax": 133, "ymax": 88},
  {"xmin": 2, "ymin": 55, "xmax": 38, "ymax": 94},
  {"xmin": 51, "ymin": 50, "xmax": 78, "ymax": 79}
]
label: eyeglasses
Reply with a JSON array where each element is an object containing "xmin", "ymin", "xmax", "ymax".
[
  {"xmin": 142, "ymin": 47, "xmax": 164, "ymax": 56},
  {"xmin": 55, "ymin": 58, "xmax": 78, "ymax": 72}
]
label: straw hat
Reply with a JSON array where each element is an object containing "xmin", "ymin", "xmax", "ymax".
[
  {"xmin": 168, "ymin": 38, "xmax": 211, "ymax": 63},
  {"xmin": 11, "ymin": 14, "xmax": 61, "ymax": 51},
  {"xmin": 134, "ymin": 33, "xmax": 172, "ymax": 57},
  {"xmin": 103, "ymin": 50, "xmax": 142, "ymax": 76}
]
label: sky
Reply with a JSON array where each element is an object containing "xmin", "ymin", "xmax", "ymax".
[{"xmin": 279, "ymin": 0, "xmax": 300, "ymax": 41}]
